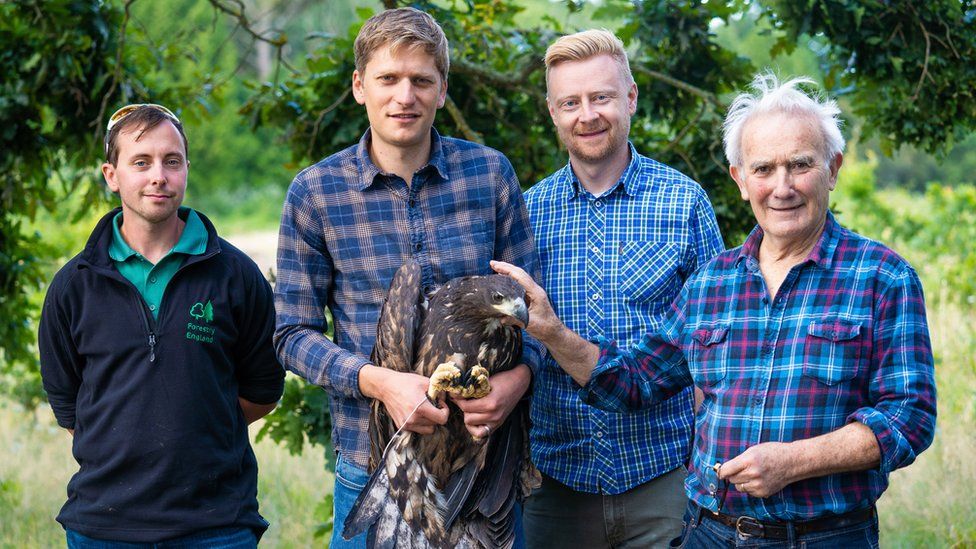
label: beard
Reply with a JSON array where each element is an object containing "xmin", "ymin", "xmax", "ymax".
[{"xmin": 559, "ymin": 119, "xmax": 629, "ymax": 164}]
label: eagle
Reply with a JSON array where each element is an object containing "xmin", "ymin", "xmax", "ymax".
[{"xmin": 342, "ymin": 259, "xmax": 540, "ymax": 548}]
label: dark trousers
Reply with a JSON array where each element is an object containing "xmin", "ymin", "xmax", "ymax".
[{"xmin": 523, "ymin": 466, "xmax": 687, "ymax": 548}]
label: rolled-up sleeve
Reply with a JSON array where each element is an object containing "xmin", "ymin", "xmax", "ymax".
[
  {"xmin": 581, "ymin": 300, "xmax": 694, "ymax": 412},
  {"xmin": 273, "ymin": 175, "xmax": 370, "ymax": 399},
  {"xmin": 847, "ymin": 264, "xmax": 936, "ymax": 475}
]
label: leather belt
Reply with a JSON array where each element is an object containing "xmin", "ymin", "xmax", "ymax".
[{"xmin": 701, "ymin": 505, "xmax": 876, "ymax": 540}]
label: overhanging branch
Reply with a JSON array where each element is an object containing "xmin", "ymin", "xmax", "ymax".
[
  {"xmin": 444, "ymin": 94, "xmax": 483, "ymax": 144},
  {"xmin": 632, "ymin": 64, "xmax": 725, "ymax": 109}
]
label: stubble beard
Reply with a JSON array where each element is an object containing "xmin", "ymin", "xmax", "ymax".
[{"xmin": 561, "ymin": 120, "xmax": 629, "ymax": 164}]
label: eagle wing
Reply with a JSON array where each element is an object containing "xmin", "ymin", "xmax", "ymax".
[{"xmin": 368, "ymin": 260, "xmax": 424, "ymax": 470}]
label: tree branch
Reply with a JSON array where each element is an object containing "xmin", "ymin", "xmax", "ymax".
[
  {"xmin": 444, "ymin": 94, "xmax": 483, "ymax": 144},
  {"xmin": 92, "ymin": 0, "xmax": 136, "ymax": 139},
  {"xmin": 662, "ymin": 101, "xmax": 706, "ymax": 155},
  {"xmin": 450, "ymin": 56, "xmax": 546, "ymax": 102},
  {"xmin": 205, "ymin": 0, "xmax": 298, "ymax": 75},
  {"xmin": 632, "ymin": 64, "xmax": 725, "ymax": 109},
  {"xmin": 207, "ymin": 0, "xmax": 287, "ymax": 47},
  {"xmin": 911, "ymin": 17, "xmax": 931, "ymax": 102},
  {"xmin": 307, "ymin": 88, "xmax": 351, "ymax": 160},
  {"xmin": 451, "ymin": 56, "xmax": 543, "ymax": 87}
]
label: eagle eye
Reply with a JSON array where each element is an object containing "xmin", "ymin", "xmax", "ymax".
[{"xmin": 491, "ymin": 291, "xmax": 504, "ymax": 302}]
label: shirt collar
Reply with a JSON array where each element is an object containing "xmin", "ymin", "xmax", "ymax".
[
  {"xmin": 354, "ymin": 127, "xmax": 448, "ymax": 191},
  {"xmin": 736, "ymin": 210, "xmax": 840, "ymax": 270},
  {"xmin": 108, "ymin": 207, "xmax": 207, "ymax": 262},
  {"xmin": 557, "ymin": 141, "xmax": 642, "ymax": 201}
]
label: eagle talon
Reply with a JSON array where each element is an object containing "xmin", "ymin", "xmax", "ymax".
[
  {"xmin": 464, "ymin": 365, "xmax": 492, "ymax": 399},
  {"xmin": 428, "ymin": 361, "xmax": 462, "ymax": 402}
]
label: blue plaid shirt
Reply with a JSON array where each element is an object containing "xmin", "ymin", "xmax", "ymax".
[
  {"xmin": 586, "ymin": 212, "xmax": 937, "ymax": 519},
  {"xmin": 274, "ymin": 129, "xmax": 542, "ymax": 470},
  {"xmin": 525, "ymin": 144, "xmax": 724, "ymax": 494}
]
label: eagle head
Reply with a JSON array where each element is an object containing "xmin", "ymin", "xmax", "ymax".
[{"xmin": 446, "ymin": 274, "xmax": 529, "ymax": 329}]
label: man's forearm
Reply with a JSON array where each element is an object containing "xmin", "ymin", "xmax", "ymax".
[
  {"xmin": 239, "ymin": 398, "xmax": 277, "ymax": 424},
  {"xmin": 537, "ymin": 324, "xmax": 601, "ymax": 387},
  {"xmin": 789, "ymin": 421, "xmax": 881, "ymax": 481},
  {"xmin": 722, "ymin": 421, "xmax": 883, "ymax": 498}
]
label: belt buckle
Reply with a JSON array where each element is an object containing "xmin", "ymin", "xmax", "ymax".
[{"xmin": 735, "ymin": 515, "xmax": 764, "ymax": 539}]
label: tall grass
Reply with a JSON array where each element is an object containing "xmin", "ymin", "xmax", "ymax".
[
  {"xmin": 0, "ymin": 400, "xmax": 329, "ymax": 547},
  {"xmin": 877, "ymin": 299, "xmax": 976, "ymax": 547}
]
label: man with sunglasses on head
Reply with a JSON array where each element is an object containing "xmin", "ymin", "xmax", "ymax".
[{"xmin": 38, "ymin": 104, "xmax": 285, "ymax": 548}]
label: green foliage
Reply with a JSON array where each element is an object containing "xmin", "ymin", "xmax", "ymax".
[
  {"xmin": 257, "ymin": 375, "xmax": 335, "ymax": 466},
  {"xmin": 0, "ymin": 0, "xmax": 121, "ymax": 400},
  {"xmin": 762, "ymin": 0, "xmax": 976, "ymax": 156},
  {"xmin": 834, "ymin": 154, "xmax": 976, "ymax": 303},
  {"xmin": 244, "ymin": 0, "xmax": 757, "ymax": 244},
  {"xmin": 869, "ymin": 133, "xmax": 976, "ymax": 192}
]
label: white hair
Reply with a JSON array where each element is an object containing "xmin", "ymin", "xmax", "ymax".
[{"xmin": 723, "ymin": 72, "xmax": 845, "ymax": 167}]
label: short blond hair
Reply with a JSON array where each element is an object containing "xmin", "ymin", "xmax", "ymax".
[
  {"xmin": 354, "ymin": 8, "xmax": 450, "ymax": 82},
  {"xmin": 544, "ymin": 29, "xmax": 634, "ymax": 91}
]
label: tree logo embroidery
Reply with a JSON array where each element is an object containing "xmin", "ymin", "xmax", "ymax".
[
  {"xmin": 186, "ymin": 300, "xmax": 216, "ymax": 343},
  {"xmin": 189, "ymin": 300, "xmax": 214, "ymax": 323}
]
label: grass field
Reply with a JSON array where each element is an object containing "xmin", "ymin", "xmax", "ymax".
[{"xmin": 0, "ymin": 398, "xmax": 330, "ymax": 548}]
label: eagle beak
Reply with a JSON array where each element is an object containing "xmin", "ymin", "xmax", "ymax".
[{"xmin": 499, "ymin": 298, "xmax": 529, "ymax": 329}]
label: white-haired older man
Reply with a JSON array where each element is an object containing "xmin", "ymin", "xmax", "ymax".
[{"xmin": 493, "ymin": 74, "xmax": 936, "ymax": 547}]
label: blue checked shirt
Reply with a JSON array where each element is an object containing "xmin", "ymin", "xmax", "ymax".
[
  {"xmin": 274, "ymin": 129, "xmax": 542, "ymax": 470},
  {"xmin": 586, "ymin": 212, "xmax": 937, "ymax": 519},
  {"xmin": 525, "ymin": 144, "xmax": 724, "ymax": 494}
]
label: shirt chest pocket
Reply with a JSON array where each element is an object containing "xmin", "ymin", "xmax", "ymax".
[
  {"xmin": 689, "ymin": 324, "xmax": 729, "ymax": 387},
  {"xmin": 802, "ymin": 318, "xmax": 863, "ymax": 386},
  {"xmin": 436, "ymin": 218, "xmax": 490, "ymax": 280},
  {"xmin": 618, "ymin": 241, "xmax": 683, "ymax": 303}
]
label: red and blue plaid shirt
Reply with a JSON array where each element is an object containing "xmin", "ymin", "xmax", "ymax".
[
  {"xmin": 585, "ymin": 212, "xmax": 936, "ymax": 520},
  {"xmin": 274, "ymin": 129, "xmax": 541, "ymax": 470}
]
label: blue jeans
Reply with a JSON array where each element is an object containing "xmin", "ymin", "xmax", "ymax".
[
  {"xmin": 669, "ymin": 502, "xmax": 879, "ymax": 548},
  {"xmin": 332, "ymin": 454, "xmax": 526, "ymax": 548},
  {"xmin": 331, "ymin": 455, "xmax": 370, "ymax": 549},
  {"xmin": 66, "ymin": 527, "xmax": 256, "ymax": 548}
]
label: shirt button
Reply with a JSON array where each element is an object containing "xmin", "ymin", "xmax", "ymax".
[
  {"xmin": 595, "ymin": 431, "xmax": 604, "ymax": 438},
  {"xmin": 149, "ymin": 276, "xmax": 156, "ymax": 284},
  {"xmin": 590, "ymin": 245, "xmax": 600, "ymax": 254},
  {"xmin": 149, "ymin": 304, "xmax": 156, "ymax": 311},
  {"xmin": 708, "ymin": 482, "xmax": 717, "ymax": 493},
  {"xmin": 414, "ymin": 242, "xmax": 422, "ymax": 252},
  {"xmin": 408, "ymin": 199, "xmax": 416, "ymax": 208},
  {"xmin": 592, "ymin": 293, "xmax": 601, "ymax": 301},
  {"xmin": 595, "ymin": 201, "xmax": 604, "ymax": 208},
  {"xmin": 754, "ymin": 397, "xmax": 762, "ymax": 405}
]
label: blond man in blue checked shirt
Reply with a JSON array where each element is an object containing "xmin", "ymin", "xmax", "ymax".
[
  {"xmin": 273, "ymin": 8, "xmax": 542, "ymax": 548},
  {"xmin": 512, "ymin": 30, "xmax": 724, "ymax": 548}
]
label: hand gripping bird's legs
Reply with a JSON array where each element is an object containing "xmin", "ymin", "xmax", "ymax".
[{"xmin": 426, "ymin": 362, "xmax": 493, "ymax": 402}]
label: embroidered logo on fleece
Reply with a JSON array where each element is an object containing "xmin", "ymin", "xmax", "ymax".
[{"xmin": 187, "ymin": 300, "xmax": 216, "ymax": 343}]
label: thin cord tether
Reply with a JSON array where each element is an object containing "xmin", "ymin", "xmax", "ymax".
[{"xmin": 381, "ymin": 397, "xmax": 429, "ymax": 458}]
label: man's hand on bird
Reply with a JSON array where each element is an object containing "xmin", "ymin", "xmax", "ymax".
[
  {"xmin": 360, "ymin": 366, "xmax": 449, "ymax": 435},
  {"xmin": 490, "ymin": 261, "xmax": 563, "ymax": 344},
  {"xmin": 451, "ymin": 364, "xmax": 531, "ymax": 439}
]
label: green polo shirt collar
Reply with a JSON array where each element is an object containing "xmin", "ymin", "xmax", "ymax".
[{"xmin": 109, "ymin": 207, "xmax": 208, "ymax": 319}]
